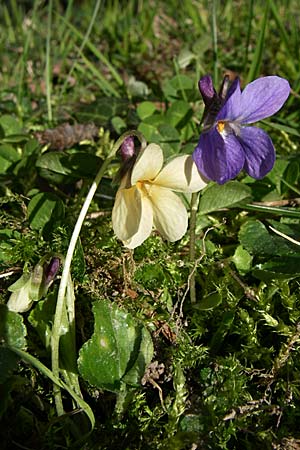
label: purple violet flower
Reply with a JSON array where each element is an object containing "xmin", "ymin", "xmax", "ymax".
[{"xmin": 193, "ymin": 75, "xmax": 290, "ymax": 184}]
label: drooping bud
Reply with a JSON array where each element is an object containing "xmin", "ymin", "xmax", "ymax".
[
  {"xmin": 44, "ymin": 257, "xmax": 60, "ymax": 287},
  {"xmin": 198, "ymin": 75, "xmax": 217, "ymax": 106},
  {"xmin": 7, "ymin": 257, "xmax": 61, "ymax": 313},
  {"xmin": 120, "ymin": 136, "xmax": 135, "ymax": 161}
]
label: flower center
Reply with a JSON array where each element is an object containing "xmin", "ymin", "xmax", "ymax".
[
  {"xmin": 136, "ymin": 180, "xmax": 152, "ymax": 198},
  {"xmin": 217, "ymin": 120, "xmax": 226, "ymax": 133},
  {"xmin": 216, "ymin": 120, "xmax": 241, "ymax": 137}
]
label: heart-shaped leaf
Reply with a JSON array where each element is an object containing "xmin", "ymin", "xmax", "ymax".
[{"xmin": 78, "ymin": 300, "xmax": 153, "ymax": 392}]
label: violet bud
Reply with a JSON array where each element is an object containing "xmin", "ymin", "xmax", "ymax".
[
  {"xmin": 198, "ymin": 75, "xmax": 217, "ymax": 105},
  {"xmin": 44, "ymin": 257, "xmax": 60, "ymax": 286},
  {"xmin": 120, "ymin": 136, "xmax": 135, "ymax": 161}
]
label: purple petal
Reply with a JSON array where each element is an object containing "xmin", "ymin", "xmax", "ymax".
[
  {"xmin": 239, "ymin": 76, "xmax": 290, "ymax": 124},
  {"xmin": 198, "ymin": 75, "xmax": 216, "ymax": 105},
  {"xmin": 217, "ymin": 78, "xmax": 242, "ymax": 121},
  {"xmin": 239, "ymin": 126, "xmax": 275, "ymax": 178},
  {"xmin": 193, "ymin": 127, "xmax": 245, "ymax": 184}
]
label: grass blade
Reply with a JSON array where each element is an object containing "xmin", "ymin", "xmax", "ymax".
[{"xmin": 246, "ymin": 1, "xmax": 269, "ymax": 83}]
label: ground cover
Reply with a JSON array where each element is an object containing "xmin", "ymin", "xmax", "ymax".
[{"xmin": 1, "ymin": 1, "xmax": 300, "ymax": 449}]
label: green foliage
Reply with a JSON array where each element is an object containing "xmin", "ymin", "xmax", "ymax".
[
  {"xmin": 0, "ymin": 0, "xmax": 300, "ymax": 449},
  {"xmin": 78, "ymin": 299, "xmax": 153, "ymax": 392},
  {"xmin": 0, "ymin": 305, "xmax": 27, "ymax": 383}
]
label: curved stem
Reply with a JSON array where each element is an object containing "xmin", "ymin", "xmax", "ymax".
[
  {"xmin": 51, "ymin": 130, "xmax": 146, "ymax": 416},
  {"xmin": 189, "ymin": 192, "xmax": 199, "ymax": 304}
]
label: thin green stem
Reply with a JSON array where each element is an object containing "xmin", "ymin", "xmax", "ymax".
[
  {"xmin": 243, "ymin": 0, "xmax": 254, "ymax": 70},
  {"xmin": 46, "ymin": 0, "xmax": 53, "ymax": 122},
  {"xmin": 189, "ymin": 192, "xmax": 199, "ymax": 304},
  {"xmin": 212, "ymin": 0, "xmax": 218, "ymax": 86},
  {"xmin": 8, "ymin": 346, "xmax": 95, "ymax": 438},
  {"xmin": 51, "ymin": 130, "xmax": 146, "ymax": 416}
]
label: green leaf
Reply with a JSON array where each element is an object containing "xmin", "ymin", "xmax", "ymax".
[
  {"xmin": 232, "ymin": 245, "xmax": 253, "ymax": 274},
  {"xmin": 1, "ymin": 134, "xmax": 28, "ymax": 144},
  {"xmin": 0, "ymin": 115, "xmax": 22, "ymax": 136},
  {"xmin": 111, "ymin": 116, "xmax": 127, "ymax": 134},
  {"xmin": 0, "ymin": 144, "xmax": 21, "ymax": 174},
  {"xmin": 195, "ymin": 292, "xmax": 222, "ymax": 311},
  {"xmin": 252, "ymin": 256, "xmax": 300, "ymax": 281},
  {"xmin": 0, "ymin": 305, "xmax": 27, "ymax": 382},
  {"xmin": 165, "ymin": 100, "xmax": 193, "ymax": 129},
  {"xmin": 27, "ymin": 192, "xmax": 65, "ymax": 233},
  {"xmin": 36, "ymin": 151, "xmax": 102, "ymax": 183},
  {"xmin": 281, "ymin": 160, "xmax": 299, "ymax": 194},
  {"xmin": 28, "ymin": 295, "xmax": 55, "ymax": 351},
  {"xmin": 156, "ymin": 123, "xmax": 180, "ymax": 156},
  {"xmin": 162, "ymin": 75, "xmax": 194, "ymax": 100},
  {"xmin": 137, "ymin": 101, "xmax": 157, "ymax": 120},
  {"xmin": 78, "ymin": 300, "xmax": 153, "ymax": 392},
  {"xmin": 137, "ymin": 114, "xmax": 164, "ymax": 142},
  {"xmin": 239, "ymin": 220, "xmax": 298, "ymax": 257},
  {"xmin": 199, "ymin": 181, "xmax": 252, "ymax": 214}
]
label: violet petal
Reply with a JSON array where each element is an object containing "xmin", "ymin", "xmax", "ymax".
[
  {"xmin": 239, "ymin": 76, "xmax": 290, "ymax": 124},
  {"xmin": 217, "ymin": 78, "xmax": 242, "ymax": 121},
  {"xmin": 240, "ymin": 126, "xmax": 275, "ymax": 178},
  {"xmin": 193, "ymin": 127, "xmax": 245, "ymax": 184}
]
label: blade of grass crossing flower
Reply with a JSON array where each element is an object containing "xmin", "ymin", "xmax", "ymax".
[
  {"xmin": 46, "ymin": 0, "xmax": 53, "ymax": 122},
  {"xmin": 246, "ymin": 1, "xmax": 269, "ymax": 83}
]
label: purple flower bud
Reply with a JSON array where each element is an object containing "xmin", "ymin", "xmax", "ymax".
[
  {"xmin": 120, "ymin": 136, "xmax": 135, "ymax": 161},
  {"xmin": 198, "ymin": 75, "xmax": 216, "ymax": 105},
  {"xmin": 44, "ymin": 257, "xmax": 60, "ymax": 286}
]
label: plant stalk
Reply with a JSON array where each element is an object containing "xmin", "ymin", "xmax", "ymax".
[{"xmin": 51, "ymin": 130, "xmax": 146, "ymax": 416}]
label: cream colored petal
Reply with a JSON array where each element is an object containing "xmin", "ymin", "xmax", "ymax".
[
  {"xmin": 112, "ymin": 185, "xmax": 153, "ymax": 248},
  {"xmin": 131, "ymin": 143, "xmax": 164, "ymax": 185},
  {"xmin": 149, "ymin": 185, "xmax": 188, "ymax": 242},
  {"xmin": 7, "ymin": 283, "xmax": 33, "ymax": 313},
  {"xmin": 154, "ymin": 155, "xmax": 207, "ymax": 192}
]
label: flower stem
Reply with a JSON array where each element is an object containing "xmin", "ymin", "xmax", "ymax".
[
  {"xmin": 51, "ymin": 130, "xmax": 146, "ymax": 416},
  {"xmin": 189, "ymin": 192, "xmax": 199, "ymax": 304},
  {"xmin": 212, "ymin": 0, "xmax": 219, "ymax": 86}
]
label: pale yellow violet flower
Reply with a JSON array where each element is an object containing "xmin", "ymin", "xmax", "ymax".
[{"xmin": 112, "ymin": 143, "xmax": 207, "ymax": 249}]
